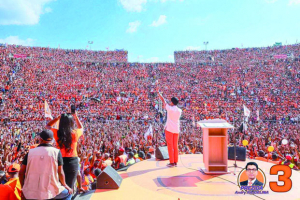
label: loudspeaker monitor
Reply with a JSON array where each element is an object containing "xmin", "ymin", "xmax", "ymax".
[
  {"xmin": 155, "ymin": 146, "xmax": 169, "ymax": 160},
  {"xmin": 228, "ymin": 146, "xmax": 246, "ymax": 161},
  {"xmin": 96, "ymin": 166, "xmax": 123, "ymax": 189}
]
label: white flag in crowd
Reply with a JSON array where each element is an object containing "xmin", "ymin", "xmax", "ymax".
[
  {"xmin": 243, "ymin": 104, "xmax": 251, "ymax": 117},
  {"xmin": 45, "ymin": 100, "xmax": 53, "ymax": 119},
  {"xmin": 192, "ymin": 115, "xmax": 195, "ymax": 127},
  {"xmin": 257, "ymin": 110, "xmax": 260, "ymax": 121},
  {"xmin": 144, "ymin": 124, "xmax": 153, "ymax": 140}
]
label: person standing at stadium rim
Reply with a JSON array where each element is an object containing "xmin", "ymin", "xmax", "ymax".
[{"xmin": 157, "ymin": 88, "xmax": 182, "ymax": 167}]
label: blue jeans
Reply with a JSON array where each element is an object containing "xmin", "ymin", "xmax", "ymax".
[{"xmin": 53, "ymin": 189, "xmax": 72, "ymax": 200}]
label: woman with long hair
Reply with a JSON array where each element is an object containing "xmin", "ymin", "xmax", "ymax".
[{"xmin": 46, "ymin": 112, "xmax": 83, "ymax": 192}]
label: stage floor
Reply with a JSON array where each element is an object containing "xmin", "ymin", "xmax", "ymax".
[{"xmin": 84, "ymin": 154, "xmax": 300, "ymax": 200}]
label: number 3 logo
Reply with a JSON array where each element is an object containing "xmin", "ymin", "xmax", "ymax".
[{"xmin": 269, "ymin": 165, "xmax": 292, "ymax": 192}]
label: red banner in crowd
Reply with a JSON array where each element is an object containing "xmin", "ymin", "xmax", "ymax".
[
  {"xmin": 273, "ymin": 54, "xmax": 287, "ymax": 59},
  {"xmin": 13, "ymin": 54, "xmax": 28, "ymax": 58}
]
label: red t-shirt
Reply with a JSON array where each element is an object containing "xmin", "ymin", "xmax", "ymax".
[{"xmin": 52, "ymin": 128, "xmax": 83, "ymax": 157}]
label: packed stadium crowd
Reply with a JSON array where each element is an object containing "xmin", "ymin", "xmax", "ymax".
[
  {"xmin": 0, "ymin": 43, "xmax": 299, "ymax": 199},
  {"xmin": 1, "ymin": 44, "xmax": 128, "ymax": 62}
]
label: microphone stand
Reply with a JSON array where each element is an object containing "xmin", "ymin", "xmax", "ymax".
[{"xmin": 228, "ymin": 116, "xmax": 243, "ymax": 175}]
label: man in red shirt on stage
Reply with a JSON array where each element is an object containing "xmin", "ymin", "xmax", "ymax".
[{"xmin": 157, "ymin": 89, "xmax": 182, "ymax": 167}]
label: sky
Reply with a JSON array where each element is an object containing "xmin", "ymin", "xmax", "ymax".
[{"xmin": 0, "ymin": 0, "xmax": 300, "ymax": 62}]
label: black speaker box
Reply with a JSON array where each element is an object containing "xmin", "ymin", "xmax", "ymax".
[
  {"xmin": 96, "ymin": 166, "xmax": 123, "ymax": 189},
  {"xmin": 155, "ymin": 146, "xmax": 169, "ymax": 160},
  {"xmin": 228, "ymin": 146, "xmax": 246, "ymax": 161}
]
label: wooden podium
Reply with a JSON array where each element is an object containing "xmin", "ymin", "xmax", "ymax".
[{"xmin": 197, "ymin": 119, "xmax": 234, "ymax": 174}]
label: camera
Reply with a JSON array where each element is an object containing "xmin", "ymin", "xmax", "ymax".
[{"xmin": 71, "ymin": 105, "xmax": 76, "ymax": 114}]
